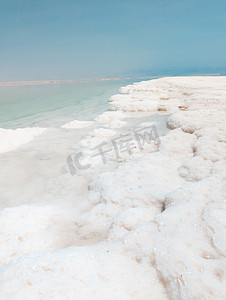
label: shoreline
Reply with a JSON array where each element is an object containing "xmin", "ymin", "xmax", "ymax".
[
  {"xmin": 0, "ymin": 76, "xmax": 225, "ymax": 299},
  {"xmin": 0, "ymin": 73, "xmax": 221, "ymax": 86}
]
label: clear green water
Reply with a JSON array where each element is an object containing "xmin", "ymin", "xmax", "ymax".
[{"xmin": 0, "ymin": 79, "xmax": 136, "ymax": 129}]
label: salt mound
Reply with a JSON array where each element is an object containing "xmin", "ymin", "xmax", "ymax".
[
  {"xmin": 79, "ymin": 127, "xmax": 116, "ymax": 148},
  {"xmin": 95, "ymin": 111, "xmax": 125, "ymax": 123},
  {"xmin": 168, "ymin": 110, "xmax": 226, "ymax": 133},
  {"xmin": 109, "ymin": 93, "xmax": 158, "ymax": 112},
  {"xmin": 0, "ymin": 205, "xmax": 78, "ymax": 267},
  {"xmin": 0, "ymin": 243, "xmax": 168, "ymax": 300},
  {"xmin": 74, "ymin": 152, "xmax": 184, "ymax": 242},
  {"xmin": 153, "ymin": 178, "xmax": 226, "ymax": 300},
  {"xmin": 61, "ymin": 120, "xmax": 94, "ymax": 129},
  {"xmin": 95, "ymin": 111, "xmax": 127, "ymax": 129},
  {"xmin": 1, "ymin": 76, "xmax": 226, "ymax": 299}
]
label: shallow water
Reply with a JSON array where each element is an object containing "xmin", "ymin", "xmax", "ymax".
[
  {"xmin": 0, "ymin": 113, "xmax": 169, "ymax": 209},
  {"xmin": 1, "ymin": 77, "xmax": 225, "ymax": 299},
  {"xmin": 0, "ymin": 79, "xmax": 136, "ymax": 129},
  {"xmin": 0, "ymin": 78, "xmax": 169, "ymax": 209}
]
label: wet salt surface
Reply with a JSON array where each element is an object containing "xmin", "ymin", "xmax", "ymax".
[
  {"xmin": 0, "ymin": 113, "xmax": 169, "ymax": 209},
  {"xmin": 0, "ymin": 76, "xmax": 225, "ymax": 300}
]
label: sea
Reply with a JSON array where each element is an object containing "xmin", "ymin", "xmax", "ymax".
[{"xmin": 0, "ymin": 79, "xmax": 138, "ymax": 129}]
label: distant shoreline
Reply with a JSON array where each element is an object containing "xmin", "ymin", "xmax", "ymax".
[{"xmin": 0, "ymin": 74, "xmax": 221, "ymax": 86}]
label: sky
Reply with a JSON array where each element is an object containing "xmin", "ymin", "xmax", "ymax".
[{"xmin": 0, "ymin": 0, "xmax": 226, "ymax": 81}]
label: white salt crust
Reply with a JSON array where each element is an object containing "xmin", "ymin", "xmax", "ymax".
[
  {"xmin": 61, "ymin": 120, "xmax": 94, "ymax": 129},
  {"xmin": 0, "ymin": 127, "xmax": 46, "ymax": 154},
  {"xmin": 0, "ymin": 76, "xmax": 225, "ymax": 300}
]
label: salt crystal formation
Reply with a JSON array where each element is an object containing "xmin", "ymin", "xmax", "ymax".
[
  {"xmin": 62, "ymin": 120, "xmax": 94, "ymax": 129},
  {"xmin": 0, "ymin": 77, "xmax": 225, "ymax": 299}
]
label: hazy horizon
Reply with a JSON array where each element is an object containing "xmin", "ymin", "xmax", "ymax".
[{"xmin": 1, "ymin": 0, "xmax": 226, "ymax": 81}]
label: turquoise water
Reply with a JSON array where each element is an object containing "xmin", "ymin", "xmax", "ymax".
[{"xmin": 0, "ymin": 79, "xmax": 137, "ymax": 129}]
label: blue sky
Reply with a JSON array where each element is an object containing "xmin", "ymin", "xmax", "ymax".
[{"xmin": 0, "ymin": 0, "xmax": 226, "ymax": 81}]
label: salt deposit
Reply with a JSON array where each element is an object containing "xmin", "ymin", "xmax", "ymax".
[
  {"xmin": 61, "ymin": 120, "xmax": 94, "ymax": 129},
  {"xmin": 0, "ymin": 76, "xmax": 225, "ymax": 300},
  {"xmin": 0, "ymin": 127, "xmax": 46, "ymax": 154}
]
